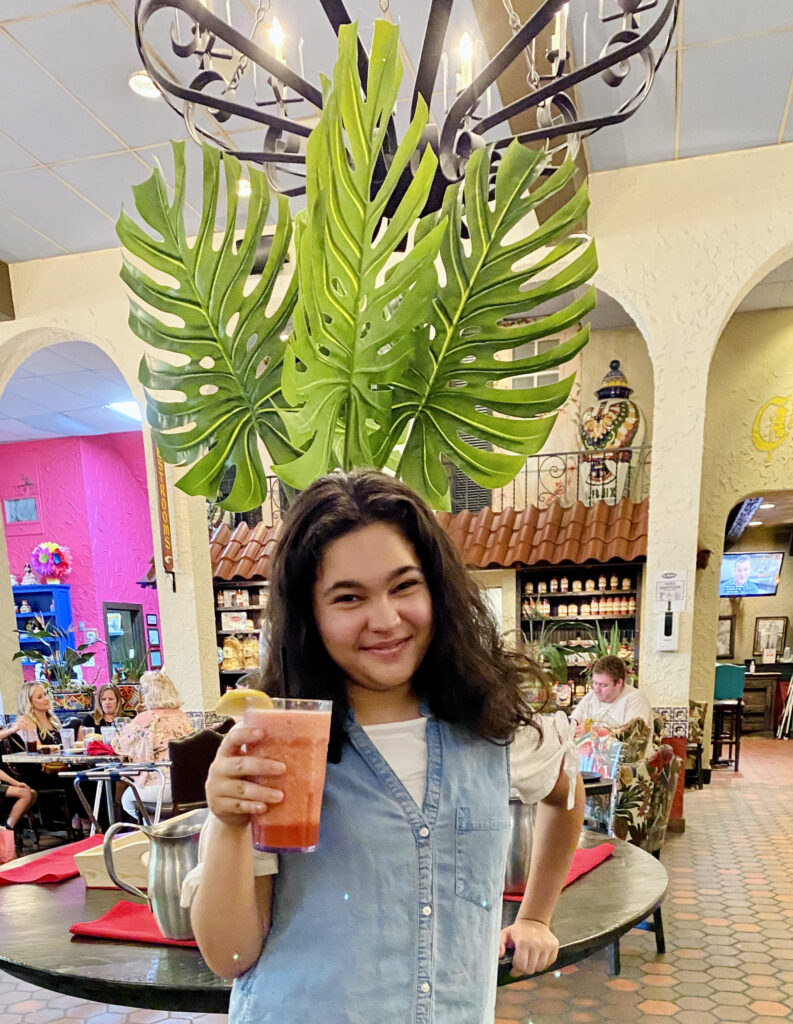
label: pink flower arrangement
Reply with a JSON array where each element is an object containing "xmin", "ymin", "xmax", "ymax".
[{"xmin": 30, "ymin": 541, "xmax": 72, "ymax": 580}]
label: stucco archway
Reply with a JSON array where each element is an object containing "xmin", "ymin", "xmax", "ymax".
[
  {"xmin": 0, "ymin": 249, "xmax": 219, "ymax": 715},
  {"xmin": 691, "ymin": 248, "xmax": 793, "ymax": 751}
]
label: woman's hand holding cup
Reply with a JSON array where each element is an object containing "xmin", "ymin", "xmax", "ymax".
[{"xmin": 205, "ymin": 722, "xmax": 286, "ymax": 829}]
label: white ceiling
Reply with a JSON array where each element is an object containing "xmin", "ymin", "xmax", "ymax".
[
  {"xmin": 0, "ymin": 340, "xmax": 140, "ymax": 443},
  {"xmin": 0, "ymin": 1, "xmax": 790, "ymax": 263}
]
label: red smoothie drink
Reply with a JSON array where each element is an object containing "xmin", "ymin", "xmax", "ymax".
[{"xmin": 244, "ymin": 699, "xmax": 332, "ymax": 853}]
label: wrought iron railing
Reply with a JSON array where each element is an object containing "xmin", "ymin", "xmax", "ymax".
[
  {"xmin": 226, "ymin": 446, "xmax": 651, "ymax": 527},
  {"xmin": 456, "ymin": 445, "xmax": 652, "ymax": 514}
]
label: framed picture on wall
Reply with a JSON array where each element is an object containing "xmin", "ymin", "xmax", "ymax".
[
  {"xmin": 147, "ymin": 628, "xmax": 160, "ymax": 647},
  {"xmin": 149, "ymin": 650, "xmax": 163, "ymax": 668},
  {"xmin": 716, "ymin": 615, "xmax": 735, "ymax": 660},
  {"xmin": 145, "ymin": 614, "xmax": 158, "ymax": 626},
  {"xmin": 753, "ymin": 616, "xmax": 788, "ymax": 658}
]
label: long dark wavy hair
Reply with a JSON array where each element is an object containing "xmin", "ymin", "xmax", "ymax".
[{"xmin": 263, "ymin": 470, "xmax": 541, "ymax": 762}]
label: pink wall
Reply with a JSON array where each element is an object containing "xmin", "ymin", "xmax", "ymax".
[{"xmin": 2, "ymin": 432, "xmax": 160, "ymax": 686}]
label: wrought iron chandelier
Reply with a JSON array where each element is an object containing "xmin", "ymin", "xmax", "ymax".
[{"xmin": 135, "ymin": 0, "xmax": 679, "ymax": 210}]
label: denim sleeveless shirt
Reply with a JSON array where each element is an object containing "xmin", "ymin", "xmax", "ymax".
[{"xmin": 229, "ymin": 709, "xmax": 511, "ymax": 1024}]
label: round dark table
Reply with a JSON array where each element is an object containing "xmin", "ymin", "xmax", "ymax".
[{"xmin": 0, "ymin": 834, "xmax": 666, "ymax": 1011}]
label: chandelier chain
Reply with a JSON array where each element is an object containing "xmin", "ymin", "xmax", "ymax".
[
  {"xmin": 225, "ymin": 0, "xmax": 272, "ymax": 95},
  {"xmin": 499, "ymin": 0, "xmax": 540, "ymax": 89}
]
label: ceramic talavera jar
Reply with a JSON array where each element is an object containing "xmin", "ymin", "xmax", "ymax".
[{"xmin": 578, "ymin": 360, "xmax": 646, "ymax": 505}]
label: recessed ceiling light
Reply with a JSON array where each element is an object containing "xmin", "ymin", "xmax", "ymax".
[
  {"xmin": 128, "ymin": 70, "xmax": 160, "ymax": 100},
  {"xmin": 106, "ymin": 401, "xmax": 142, "ymax": 421},
  {"xmin": 748, "ymin": 520, "xmax": 763, "ymax": 526},
  {"xmin": 237, "ymin": 178, "xmax": 251, "ymax": 198},
  {"xmin": 759, "ymin": 502, "xmax": 776, "ymax": 509}
]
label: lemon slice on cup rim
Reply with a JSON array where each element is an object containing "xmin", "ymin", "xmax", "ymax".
[{"xmin": 214, "ymin": 688, "xmax": 275, "ymax": 717}]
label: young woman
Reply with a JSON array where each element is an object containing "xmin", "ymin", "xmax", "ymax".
[
  {"xmin": 191, "ymin": 471, "xmax": 585, "ymax": 1023},
  {"xmin": 78, "ymin": 683, "xmax": 130, "ymax": 736},
  {"xmin": 8, "ymin": 681, "xmax": 84, "ymax": 831},
  {"xmin": 13, "ymin": 681, "xmax": 62, "ymax": 746}
]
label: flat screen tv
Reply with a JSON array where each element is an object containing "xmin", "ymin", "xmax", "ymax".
[{"xmin": 718, "ymin": 551, "xmax": 784, "ymax": 597}]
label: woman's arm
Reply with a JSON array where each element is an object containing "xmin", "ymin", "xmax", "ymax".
[
  {"xmin": 0, "ymin": 720, "xmax": 21, "ymax": 742},
  {"xmin": 190, "ymin": 720, "xmax": 285, "ymax": 979},
  {"xmin": 500, "ymin": 765, "xmax": 585, "ymax": 975}
]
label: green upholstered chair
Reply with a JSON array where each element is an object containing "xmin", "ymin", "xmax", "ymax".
[{"xmin": 713, "ymin": 664, "xmax": 746, "ymax": 770}]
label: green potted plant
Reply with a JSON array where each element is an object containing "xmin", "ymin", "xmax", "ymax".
[
  {"xmin": 13, "ymin": 615, "xmax": 99, "ymax": 711},
  {"xmin": 111, "ymin": 648, "xmax": 151, "ymax": 713},
  {"xmin": 118, "ymin": 19, "xmax": 596, "ymax": 514}
]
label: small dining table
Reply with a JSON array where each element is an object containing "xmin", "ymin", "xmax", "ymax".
[{"xmin": 0, "ymin": 832, "xmax": 667, "ymax": 1012}]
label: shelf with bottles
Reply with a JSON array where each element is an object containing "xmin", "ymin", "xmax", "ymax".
[{"xmin": 213, "ymin": 581, "xmax": 269, "ymax": 678}]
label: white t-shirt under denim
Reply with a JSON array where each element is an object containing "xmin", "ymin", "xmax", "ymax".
[{"xmin": 183, "ymin": 710, "xmax": 577, "ymax": 889}]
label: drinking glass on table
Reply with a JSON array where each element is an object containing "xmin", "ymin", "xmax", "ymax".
[
  {"xmin": 100, "ymin": 726, "xmax": 116, "ymax": 746},
  {"xmin": 61, "ymin": 728, "xmax": 75, "ymax": 751},
  {"xmin": 23, "ymin": 730, "xmax": 38, "ymax": 753}
]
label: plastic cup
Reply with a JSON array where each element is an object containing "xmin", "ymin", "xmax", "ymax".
[
  {"xmin": 243, "ymin": 698, "xmax": 332, "ymax": 853},
  {"xmin": 61, "ymin": 728, "xmax": 76, "ymax": 751},
  {"xmin": 24, "ymin": 731, "xmax": 38, "ymax": 753},
  {"xmin": 100, "ymin": 726, "xmax": 115, "ymax": 746}
]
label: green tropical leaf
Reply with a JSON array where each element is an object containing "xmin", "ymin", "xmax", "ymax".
[
  {"xmin": 117, "ymin": 140, "xmax": 299, "ymax": 511},
  {"xmin": 273, "ymin": 20, "xmax": 446, "ymax": 489},
  {"xmin": 385, "ymin": 142, "xmax": 597, "ymax": 508}
]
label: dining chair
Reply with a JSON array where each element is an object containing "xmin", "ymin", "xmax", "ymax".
[
  {"xmin": 686, "ymin": 700, "xmax": 708, "ymax": 789},
  {"xmin": 712, "ymin": 664, "xmax": 746, "ymax": 771},
  {"xmin": 168, "ymin": 728, "xmax": 225, "ymax": 816},
  {"xmin": 607, "ymin": 744, "xmax": 682, "ymax": 974},
  {"xmin": 577, "ymin": 727, "xmax": 624, "ymax": 833}
]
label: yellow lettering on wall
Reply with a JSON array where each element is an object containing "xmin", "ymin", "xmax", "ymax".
[{"xmin": 752, "ymin": 396, "xmax": 791, "ymax": 463}]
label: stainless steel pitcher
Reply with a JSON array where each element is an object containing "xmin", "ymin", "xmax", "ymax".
[
  {"xmin": 504, "ymin": 798, "xmax": 535, "ymax": 895},
  {"xmin": 103, "ymin": 807, "xmax": 208, "ymax": 940}
]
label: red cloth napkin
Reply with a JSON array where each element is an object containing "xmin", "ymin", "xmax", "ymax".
[
  {"xmin": 503, "ymin": 843, "xmax": 615, "ymax": 901},
  {"xmin": 70, "ymin": 900, "xmax": 198, "ymax": 948},
  {"xmin": 0, "ymin": 835, "xmax": 104, "ymax": 886},
  {"xmin": 85, "ymin": 741, "xmax": 115, "ymax": 755}
]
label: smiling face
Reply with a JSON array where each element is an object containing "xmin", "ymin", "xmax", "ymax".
[
  {"xmin": 100, "ymin": 688, "xmax": 119, "ymax": 718},
  {"xmin": 312, "ymin": 522, "xmax": 433, "ymax": 720}
]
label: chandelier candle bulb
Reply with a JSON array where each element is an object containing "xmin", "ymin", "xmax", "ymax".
[
  {"xmin": 269, "ymin": 17, "xmax": 285, "ymax": 64},
  {"xmin": 458, "ymin": 32, "xmax": 473, "ymax": 91}
]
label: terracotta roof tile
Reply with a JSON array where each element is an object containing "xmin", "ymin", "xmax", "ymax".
[{"xmin": 208, "ymin": 497, "xmax": 648, "ymax": 581}]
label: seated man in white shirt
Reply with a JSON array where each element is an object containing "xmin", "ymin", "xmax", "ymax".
[{"xmin": 570, "ymin": 655, "xmax": 653, "ymax": 748}]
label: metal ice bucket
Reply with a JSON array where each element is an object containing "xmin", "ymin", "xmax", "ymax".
[
  {"xmin": 103, "ymin": 807, "xmax": 208, "ymax": 939},
  {"xmin": 504, "ymin": 798, "xmax": 535, "ymax": 895}
]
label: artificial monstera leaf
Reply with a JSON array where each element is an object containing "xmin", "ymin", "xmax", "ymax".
[
  {"xmin": 273, "ymin": 20, "xmax": 446, "ymax": 489},
  {"xmin": 384, "ymin": 143, "xmax": 597, "ymax": 509},
  {"xmin": 117, "ymin": 141, "xmax": 298, "ymax": 511}
]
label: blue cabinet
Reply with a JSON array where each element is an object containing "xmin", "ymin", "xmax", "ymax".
[{"xmin": 13, "ymin": 584, "xmax": 74, "ymax": 666}]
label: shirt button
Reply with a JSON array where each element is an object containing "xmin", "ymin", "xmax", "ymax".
[
  {"xmin": 422, "ymin": 905, "xmax": 432, "ymax": 917},
  {"xmin": 419, "ymin": 982, "xmax": 431, "ymax": 994},
  {"xmin": 419, "ymin": 826, "xmax": 430, "ymax": 838}
]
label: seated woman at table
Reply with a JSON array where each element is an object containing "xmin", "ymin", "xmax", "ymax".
[
  {"xmin": 12, "ymin": 681, "xmax": 63, "ymax": 749},
  {"xmin": 77, "ymin": 683, "xmax": 132, "ymax": 738},
  {"xmin": 112, "ymin": 669, "xmax": 193, "ymax": 820},
  {"xmin": 8, "ymin": 681, "xmax": 88, "ymax": 833}
]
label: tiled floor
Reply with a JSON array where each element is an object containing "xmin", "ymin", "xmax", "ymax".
[
  {"xmin": 495, "ymin": 735, "xmax": 793, "ymax": 1024},
  {"xmin": 1, "ymin": 735, "xmax": 792, "ymax": 1023}
]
